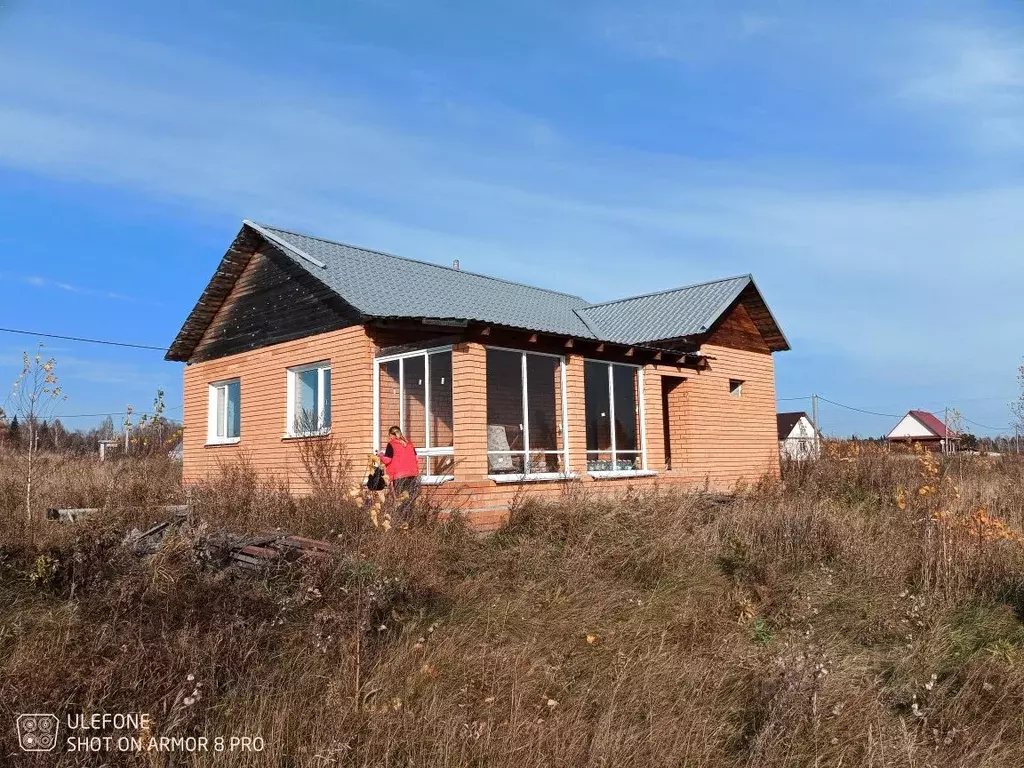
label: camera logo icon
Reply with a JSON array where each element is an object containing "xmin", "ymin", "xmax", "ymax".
[{"xmin": 17, "ymin": 714, "xmax": 60, "ymax": 752}]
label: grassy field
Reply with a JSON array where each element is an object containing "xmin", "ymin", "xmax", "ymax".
[{"xmin": 2, "ymin": 447, "xmax": 1024, "ymax": 767}]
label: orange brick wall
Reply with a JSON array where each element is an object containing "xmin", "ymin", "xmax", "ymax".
[
  {"xmin": 182, "ymin": 327, "xmax": 780, "ymax": 525},
  {"xmin": 648, "ymin": 344, "xmax": 780, "ymax": 488},
  {"xmin": 451, "ymin": 343, "xmax": 489, "ymax": 479},
  {"xmin": 182, "ymin": 325, "xmax": 376, "ymax": 490}
]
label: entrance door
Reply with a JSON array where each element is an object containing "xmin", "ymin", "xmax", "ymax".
[{"xmin": 661, "ymin": 377, "xmax": 684, "ymax": 470}]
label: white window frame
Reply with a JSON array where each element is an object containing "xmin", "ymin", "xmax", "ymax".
[
  {"xmin": 373, "ymin": 346, "xmax": 455, "ymax": 483},
  {"xmin": 207, "ymin": 378, "xmax": 241, "ymax": 445},
  {"xmin": 583, "ymin": 360, "xmax": 649, "ymax": 476},
  {"xmin": 485, "ymin": 346, "xmax": 571, "ymax": 482},
  {"xmin": 285, "ymin": 361, "xmax": 332, "ymax": 437}
]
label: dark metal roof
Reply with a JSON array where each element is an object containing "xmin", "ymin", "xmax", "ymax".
[
  {"xmin": 167, "ymin": 221, "xmax": 790, "ymax": 361},
  {"xmin": 777, "ymin": 411, "xmax": 812, "ymax": 440}
]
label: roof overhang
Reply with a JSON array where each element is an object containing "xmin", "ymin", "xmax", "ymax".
[
  {"xmin": 639, "ymin": 278, "xmax": 789, "ymax": 353},
  {"xmin": 165, "ymin": 224, "xmax": 266, "ymax": 362},
  {"xmin": 168, "ymin": 221, "xmax": 791, "ymax": 363}
]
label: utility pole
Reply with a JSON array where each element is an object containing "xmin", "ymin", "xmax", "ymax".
[
  {"xmin": 811, "ymin": 393, "xmax": 820, "ymax": 456},
  {"xmin": 124, "ymin": 404, "xmax": 132, "ymax": 454}
]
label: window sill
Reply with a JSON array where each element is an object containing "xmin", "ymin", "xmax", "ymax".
[
  {"xmin": 420, "ymin": 475, "xmax": 455, "ymax": 486},
  {"xmin": 488, "ymin": 472, "xmax": 580, "ymax": 484},
  {"xmin": 205, "ymin": 438, "xmax": 241, "ymax": 447},
  {"xmin": 282, "ymin": 430, "xmax": 331, "ymax": 440},
  {"xmin": 588, "ymin": 470, "xmax": 658, "ymax": 480}
]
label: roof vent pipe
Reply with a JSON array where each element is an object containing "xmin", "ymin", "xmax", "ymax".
[{"xmin": 452, "ymin": 259, "xmax": 460, "ymax": 270}]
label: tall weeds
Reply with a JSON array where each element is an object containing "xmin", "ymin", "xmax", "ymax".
[{"xmin": 2, "ymin": 448, "xmax": 1024, "ymax": 766}]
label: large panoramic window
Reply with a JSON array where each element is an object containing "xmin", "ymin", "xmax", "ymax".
[
  {"xmin": 376, "ymin": 349, "xmax": 454, "ymax": 480},
  {"xmin": 584, "ymin": 361, "xmax": 644, "ymax": 472},
  {"xmin": 286, "ymin": 362, "xmax": 332, "ymax": 436},
  {"xmin": 486, "ymin": 348, "xmax": 567, "ymax": 476},
  {"xmin": 207, "ymin": 379, "xmax": 241, "ymax": 443}
]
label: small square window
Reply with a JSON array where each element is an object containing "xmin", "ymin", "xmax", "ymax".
[
  {"xmin": 208, "ymin": 379, "xmax": 241, "ymax": 442},
  {"xmin": 729, "ymin": 379, "xmax": 744, "ymax": 398}
]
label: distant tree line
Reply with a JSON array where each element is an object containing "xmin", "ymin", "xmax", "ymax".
[
  {"xmin": 0, "ymin": 408, "xmax": 181, "ymax": 457},
  {"xmin": 834, "ymin": 433, "xmax": 1017, "ymax": 454}
]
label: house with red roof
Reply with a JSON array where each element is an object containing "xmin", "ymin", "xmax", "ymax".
[{"xmin": 886, "ymin": 410, "xmax": 959, "ymax": 452}]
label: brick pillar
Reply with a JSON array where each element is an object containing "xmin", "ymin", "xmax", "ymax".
[
  {"xmin": 563, "ymin": 354, "xmax": 588, "ymax": 474},
  {"xmin": 642, "ymin": 367, "xmax": 666, "ymax": 472},
  {"xmin": 451, "ymin": 342, "xmax": 489, "ymax": 480}
]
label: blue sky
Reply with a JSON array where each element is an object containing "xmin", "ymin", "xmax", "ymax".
[{"xmin": 1, "ymin": 0, "xmax": 1023, "ymax": 437}]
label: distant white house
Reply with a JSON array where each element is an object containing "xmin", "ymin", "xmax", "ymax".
[
  {"xmin": 168, "ymin": 441, "xmax": 184, "ymax": 462},
  {"xmin": 777, "ymin": 411, "xmax": 821, "ymax": 460},
  {"xmin": 886, "ymin": 410, "xmax": 958, "ymax": 452}
]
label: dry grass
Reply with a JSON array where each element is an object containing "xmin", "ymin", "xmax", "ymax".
[{"xmin": 2, "ymin": 446, "xmax": 1024, "ymax": 766}]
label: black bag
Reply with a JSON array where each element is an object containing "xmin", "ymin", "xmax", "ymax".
[{"xmin": 366, "ymin": 465, "xmax": 386, "ymax": 492}]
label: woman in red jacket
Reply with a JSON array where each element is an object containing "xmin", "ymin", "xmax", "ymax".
[{"xmin": 377, "ymin": 426, "xmax": 420, "ymax": 525}]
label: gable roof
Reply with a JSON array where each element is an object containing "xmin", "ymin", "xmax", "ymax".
[
  {"xmin": 908, "ymin": 410, "xmax": 956, "ymax": 439},
  {"xmin": 777, "ymin": 411, "xmax": 814, "ymax": 440},
  {"xmin": 579, "ymin": 275, "xmax": 754, "ymax": 346},
  {"xmin": 886, "ymin": 410, "xmax": 958, "ymax": 440},
  {"xmin": 167, "ymin": 221, "xmax": 790, "ymax": 361}
]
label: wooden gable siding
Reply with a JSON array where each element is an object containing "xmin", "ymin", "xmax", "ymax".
[
  {"xmin": 189, "ymin": 246, "xmax": 362, "ymax": 364},
  {"xmin": 705, "ymin": 298, "xmax": 771, "ymax": 354},
  {"xmin": 166, "ymin": 229, "xmax": 261, "ymax": 362},
  {"xmin": 724, "ymin": 283, "xmax": 788, "ymax": 351}
]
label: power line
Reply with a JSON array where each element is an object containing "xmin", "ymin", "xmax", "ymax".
[
  {"xmin": 816, "ymin": 396, "xmax": 899, "ymax": 419},
  {"xmin": 0, "ymin": 327, "xmax": 167, "ymax": 352},
  {"xmin": 960, "ymin": 415, "xmax": 1010, "ymax": 432},
  {"xmin": 920, "ymin": 395, "xmax": 1011, "ymax": 406},
  {"xmin": 808, "ymin": 394, "xmax": 1014, "ymax": 435},
  {"xmin": 48, "ymin": 405, "xmax": 184, "ymax": 420}
]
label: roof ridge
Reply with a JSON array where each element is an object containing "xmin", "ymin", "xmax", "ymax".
[
  {"xmin": 251, "ymin": 222, "xmax": 589, "ymax": 303},
  {"xmin": 583, "ymin": 274, "xmax": 752, "ymax": 310}
]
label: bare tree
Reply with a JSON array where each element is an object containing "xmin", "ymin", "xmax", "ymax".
[
  {"xmin": 7, "ymin": 345, "xmax": 66, "ymax": 532},
  {"xmin": 1013, "ymin": 362, "xmax": 1024, "ymax": 448}
]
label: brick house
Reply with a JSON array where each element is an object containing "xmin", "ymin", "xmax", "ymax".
[{"xmin": 167, "ymin": 221, "xmax": 790, "ymax": 528}]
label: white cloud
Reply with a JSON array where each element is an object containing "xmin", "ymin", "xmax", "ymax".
[
  {"xmin": 895, "ymin": 25, "xmax": 1024, "ymax": 151},
  {"xmin": 903, "ymin": 27, "xmax": 1024, "ymax": 104},
  {"xmin": 14, "ymin": 275, "xmax": 142, "ymax": 303}
]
